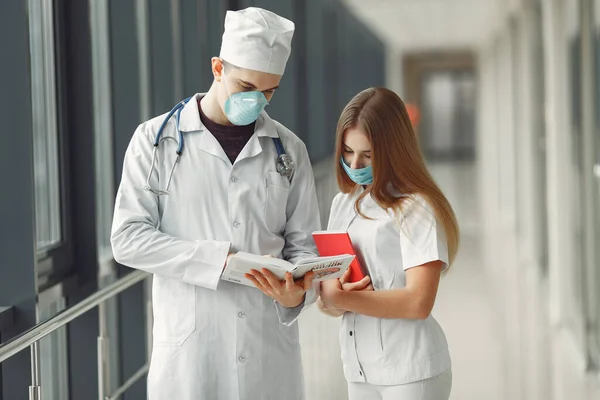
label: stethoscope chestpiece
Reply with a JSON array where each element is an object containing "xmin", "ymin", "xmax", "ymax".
[{"xmin": 276, "ymin": 154, "xmax": 295, "ymax": 178}]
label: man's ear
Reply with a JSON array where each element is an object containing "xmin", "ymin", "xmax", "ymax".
[{"xmin": 211, "ymin": 57, "xmax": 224, "ymax": 82}]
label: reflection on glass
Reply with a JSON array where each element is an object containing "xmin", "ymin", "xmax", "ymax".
[
  {"xmin": 28, "ymin": 0, "xmax": 62, "ymax": 252},
  {"xmin": 90, "ymin": 0, "xmax": 115, "ymax": 264},
  {"xmin": 532, "ymin": 0, "xmax": 549, "ymax": 275}
]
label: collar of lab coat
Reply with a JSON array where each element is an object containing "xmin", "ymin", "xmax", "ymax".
[
  {"xmin": 350, "ymin": 185, "xmax": 409, "ymax": 213},
  {"xmin": 178, "ymin": 93, "xmax": 279, "ymax": 138},
  {"xmin": 177, "ymin": 93, "xmax": 279, "ymax": 165}
]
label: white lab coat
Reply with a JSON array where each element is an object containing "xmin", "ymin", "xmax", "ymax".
[
  {"xmin": 327, "ymin": 190, "xmax": 451, "ymax": 386},
  {"xmin": 111, "ymin": 94, "xmax": 321, "ymax": 400}
]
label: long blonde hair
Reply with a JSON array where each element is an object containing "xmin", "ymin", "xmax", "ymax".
[{"xmin": 334, "ymin": 87, "xmax": 460, "ymax": 267}]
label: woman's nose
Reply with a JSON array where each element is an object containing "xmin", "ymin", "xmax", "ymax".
[{"xmin": 350, "ymin": 158, "xmax": 361, "ymax": 169}]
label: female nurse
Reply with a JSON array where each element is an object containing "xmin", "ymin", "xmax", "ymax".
[{"xmin": 318, "ymin": 87, "xmax": 460, "ymax": 400}]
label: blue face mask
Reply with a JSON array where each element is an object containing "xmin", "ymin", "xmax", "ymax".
[
  {"xmin": 223, "ymin": 73, "xmax": 268, "ymax": 126},
  {"xmin": 341, "ymin": 157, "xmax": 373, "ymax": 185}
]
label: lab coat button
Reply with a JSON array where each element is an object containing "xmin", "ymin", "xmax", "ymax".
[
  {"xmin": 233, "ymin": 221, "xmax": 241, "ymax": 228},
  {"xmin": 349, "ymin": 331, "xmax": 353, "ymax": 336},
  {"xmin": 231, "ymin": 176, "xmax": 238, "ymax": 183},
  {"xmin": 238, "ymin": 312, "xmax": 246, "ymax": 318},
  {"xmin": 238, "ymin": 355, "xmax": 246, "ymax": 362}
]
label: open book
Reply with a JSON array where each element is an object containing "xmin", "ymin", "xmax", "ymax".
[{"xmin": 221, "ymin": 252, "xmax": 355, "ymax": 288}]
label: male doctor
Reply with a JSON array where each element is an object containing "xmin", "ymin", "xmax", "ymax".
[{"xmin": 111, "ymin": 7, "xmax": 320, "ymax": 400}]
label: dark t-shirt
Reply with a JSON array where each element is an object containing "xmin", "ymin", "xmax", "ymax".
[{"xmin": 197, "ymin": 97, "xmax": 255, "ymax": 164}]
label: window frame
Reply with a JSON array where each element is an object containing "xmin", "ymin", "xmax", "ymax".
[
  {"xmin": 558, "ymin": 0, "xmax": 590, "ymax": 359},
  {"xmin": 29, "ymin": 0, "xmax": 75, "ymax": 289}
]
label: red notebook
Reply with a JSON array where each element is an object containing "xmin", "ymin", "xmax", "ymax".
[{"xmin": 312, "ymin": 231, "xmax": 366, "ymax": 283}]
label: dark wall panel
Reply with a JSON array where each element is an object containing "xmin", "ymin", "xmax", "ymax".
[
  {"xmin": 110, "ymin": 0, "xmax": 142, "ymax": 178},
  {"xmin": 331, "ymin": 2, "xmax": 387, "ymax": 161},
  {"xmin": 108, "ymin": 3, "xmax": 147, "ymax": 399},
  {"xmin": 181, "ymin": 0, "xmax": 211, "ymax": 94},
  {"xmin": 117, "ymin": 282, "xmax": 146, "ymax": 400},
  {"xmin": 306, "ymin": 0, "xmax": 334, "ymax": 162},
  {"xmin": 0, "ymin": 2, "xmax": 37, "ymax": 399},
  {"xmin": 55, "ymin": 1, "xmax": 100, "ymax": 399},
  {"xmin": 336, "ymin": 9, "xmax": 353, "ymax": 113},
  {"xmin": 149, "ymin": 0, "xmax": 176, "ymax": 115},
  {"xmin": 323, "ymin": 0, "xmax": 341, "ymax": 157},
  {"xmin": 206, "ymin": 0, "xmax": 228, "ymax": 63}
]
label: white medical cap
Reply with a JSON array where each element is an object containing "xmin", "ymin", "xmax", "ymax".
[{"xmin": 219, "ymin": 7, "xmax": 295, "ymax": 76}]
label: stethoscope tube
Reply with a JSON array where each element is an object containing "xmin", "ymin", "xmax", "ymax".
[{"xmin": 153, "ymin": 97, "xmax": 190, "ymax": 152}]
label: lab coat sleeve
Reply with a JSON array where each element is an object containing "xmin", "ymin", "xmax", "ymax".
[
  {"xmin": 399, "ymin": 195, "xmax": 449, "ymax": 271},
  {"xmin": 110, "ymin": 124, "xmax": 230, "ymax": 290},
  {"xmin": 274, "ymin": 144, "xmax": 322, "ymax": 326}
]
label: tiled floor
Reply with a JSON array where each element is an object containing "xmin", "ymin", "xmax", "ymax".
[
  {"xmin": 299, "ymin": 161, "xmax": 505, "ymax": 400},
  {"xmin": 430, "ymin": 161, "xmax": 504, "ymax": 399},
  {"xmin": 434, "ymin": 234, "xmax": 504, "ymax": 400}
]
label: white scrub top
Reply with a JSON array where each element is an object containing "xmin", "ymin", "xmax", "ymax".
[
  {"xmin": 111, "ymin": 94, "xmax": 321, "ymax": 400},
  {"xmin": 327, "ymin": 189, "xmax": 451, "ymax": 385}
]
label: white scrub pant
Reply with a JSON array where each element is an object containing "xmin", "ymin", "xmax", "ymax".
[{"xmin": 347, "ymin": 369, "xmax": 452, "ymax": 400}]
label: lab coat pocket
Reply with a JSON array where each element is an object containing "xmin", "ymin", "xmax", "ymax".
[
  {"xmin": 265, "ymin": 171, "xmax": 290, "ymax": 234},
  {"xmin": 355, "ymin": 316, "xmax": 385, "ymax": 363},
  {"xmin": 152, "ymin": 278, "xmax": 196, "ymax": 347}
]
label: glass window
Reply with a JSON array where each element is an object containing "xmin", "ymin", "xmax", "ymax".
[
  {"xmin": 28, "ymin": 0, "xmax": 62, "ymax": 253},
  {"xmin": 90, "ymin": 0, "xmax": 116, "ymax": 265},
  {"xmin": 531, "ymin": 0, "xmax": 549, "ymax": 275},
  {"xmin": 589, "ymin": 0, "xmax": 600, "ymax": 368},
  {"xmin": 563, "ymin": 0, "xmax": 587, "ymax": 348}
]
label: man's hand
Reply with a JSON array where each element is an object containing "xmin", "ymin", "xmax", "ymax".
[
  {"xmin": 339, "ymin": 268, "xmax": 373, "ymax": 292},
  {"xmin": 245, "ymin": 269, "xmax": 314, "ymax": 308}
]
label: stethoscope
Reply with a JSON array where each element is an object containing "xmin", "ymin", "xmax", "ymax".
[{"xmin": 144, "ymin": 97, "xmax": 295, "ymax": 196}]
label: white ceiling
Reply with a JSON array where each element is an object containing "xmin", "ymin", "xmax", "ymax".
[{"xmin": 341, "ymin": 0, "xmax": 503, "ymax": 51}]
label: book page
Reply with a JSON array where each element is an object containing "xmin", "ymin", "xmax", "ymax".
[
  {"xmin": 221, "ymin": 253, "xmax": 355, "ymax": 287},
  {"xmin": 294, "ymin": 255, "xmax": 355, "ymax": 282},
  {"xmin": 221, "ymin": 252, "xmax": 295, "ymax": 287}
]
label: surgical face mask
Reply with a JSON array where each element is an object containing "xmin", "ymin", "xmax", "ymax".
[
  {"xmin": 222, "ymin": 72, "xmax": 268, "ymax": 126},
  {"xmin": 341, "ymin": 157, "xmax": 373, "ymax": 185}
]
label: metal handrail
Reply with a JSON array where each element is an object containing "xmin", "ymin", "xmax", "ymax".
[
  {"xmin": 106, "ymin": 363, "xmax": 150, "ymax": 400},
  {"xmin": 0, "ymin": 270, "xmax": 149, "ymax": 363},
  {"xmin": 0, "ymin": 270, "xmax": 150, "ymax": 399}
]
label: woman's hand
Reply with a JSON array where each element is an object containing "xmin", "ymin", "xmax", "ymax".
[
  {"xmin": 319, "ymin": 277, "xmax": 344, "ymax": 309},
  {"xmin": 317, "ymin": 296, "xmax": 345, "ymax": 317},
  {"xmin": 245, "ymin": 269, "xmax": 314, "ymax": 308},
  {"xmin": 319, "ymin": 269, "xmax": 373, "ymax": 314},
  {"xmin": 339, "ymin": 268, "xmax": 373, "ymax": 292}
]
